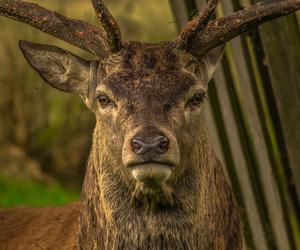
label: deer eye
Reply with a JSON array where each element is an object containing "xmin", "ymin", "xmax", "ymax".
[
  {"xmin": 187, "ymin": 92, "xmax": 206, "ymax": 108},
  {"xmin": 98, "ymin": 94, "xmax": 111, "ymax": 108}
]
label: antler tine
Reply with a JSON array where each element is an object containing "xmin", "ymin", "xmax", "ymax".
[
  {"xmin": 179, "ymin": 0, "xmax": 300, "ymax": 58},
  {"xmin": 0, "ymin": 0, "xmax": 109, "ymax": 57},
  {"xmin": 177, "ymin": 0, "xmax": 218, "ymax": 51},
  {"xmin": 92, "ymin": 0, "xmax": 122, "ymax": 53}
]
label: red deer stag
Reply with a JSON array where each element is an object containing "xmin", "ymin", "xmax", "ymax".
[{"xmin": 0, "ymin": 0, "xmax": 299, "ymax": 249}]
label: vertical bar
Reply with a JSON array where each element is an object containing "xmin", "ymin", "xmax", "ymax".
[{"xmin": 168, "ymin": 0, "xmax": 188, "ymax": 30}]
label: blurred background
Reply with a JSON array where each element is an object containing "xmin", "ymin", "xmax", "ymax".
[
  {"xmin": 0, "ymin": 0, "xmax": 177, "ymax": 207},
  {"xmin": 1, "ymin": 0, "xmax": 300, "ymax": 249}
]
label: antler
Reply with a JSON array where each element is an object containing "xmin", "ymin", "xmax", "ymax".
[
  {"xmin": 1, "ymin": 0, "xmax": 299, "ymax": 58},
  {"xmin": 177, "ymin": 0, "xmax": 218, "ymax": 51},
  {"xmin": 177, "ymin": 0, "xmax": 300, "ymax": 57},
  {"xmin": 92, "ymin": 0, "xmax": 122, "ymax": 53},
  {"xmin": 0, "ymin": 0, "xmax": 123, "ymax": 57}
]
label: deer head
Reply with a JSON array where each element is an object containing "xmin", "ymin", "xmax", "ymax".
[
  {"xmin": 1, "ymin": 0, "xmax": 300, "ymax": 248},
  {"xmin": 1, "ymin": 0, "xmax": 299, "ymax": 207}
]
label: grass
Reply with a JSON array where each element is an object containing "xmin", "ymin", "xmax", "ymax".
[{"xmin": 0, "ymin": 177, "xmax": 80, "ymax": 208}]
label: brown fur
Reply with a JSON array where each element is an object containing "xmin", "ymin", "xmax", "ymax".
[
  {"xmin": 0, "ymin": 42, "xmax": 242, "ymax": 249},
  {"xmin": 1, "ymin": 0, "xmax": 298, "ymax": 247},
  {"xmin": 0, "ymin": 202, "xmax": 80, "ymax": 249}
]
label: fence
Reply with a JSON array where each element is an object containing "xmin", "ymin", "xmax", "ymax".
[{"xmin": 169, "ymin": 1, "xmax": 300, "ymax": 249}]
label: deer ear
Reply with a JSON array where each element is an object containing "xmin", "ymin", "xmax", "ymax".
[
  {"xmin": 19, "ymin": 40, "xmax": 91, "ymax": 96},
  {"xmin": 198, "ymin": 45, "xmax": 224, "ymax": 82}
]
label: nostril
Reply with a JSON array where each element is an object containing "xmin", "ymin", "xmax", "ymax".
[
  {"xmin": 132, "ymin": 139, "xmax": 143, "ymax": 154},
  {"xmin": 158, "ymin": 137, "xmax": 169, "ymax": 154},
  {"xmin": 131, "ymin": 135, "xmax": 169, "ymax": 155}
]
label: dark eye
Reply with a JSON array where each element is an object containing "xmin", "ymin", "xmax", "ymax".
[
  {"xmin": 187, "ymin": 92, "xmax": 206, "ymax": 108},
  {"xmin": 98, "ymin": 94, "xmax": 111, "ymax": 108}
]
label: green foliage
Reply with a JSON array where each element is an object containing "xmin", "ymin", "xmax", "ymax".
[{"xmin": 0, "ymin": 177, "xmax": 80, "ymax": 207}]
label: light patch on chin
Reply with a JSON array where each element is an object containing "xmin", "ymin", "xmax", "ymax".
[{"xmin": 131, "ymin": 163, "xmax": 171, "ymax": 184}]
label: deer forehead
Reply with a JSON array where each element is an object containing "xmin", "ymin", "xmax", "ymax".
[{"xmin": 97, "ymin": 42, "xmax": 203, "ymax": 102}]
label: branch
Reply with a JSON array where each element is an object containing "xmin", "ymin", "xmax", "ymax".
[
  {"xmin": 0, "ymin": 0, "xmax": 109, "ymax": 57},
  {"xmin": 183, "ymin": 0, "xmax": 300, "ymax": 58},
  {"xmin": 92, "ymin": 0, "xmax": 122, "ymax": 53},
  {"xmin": 177, "ymin": 0, "xmax": 218, "ymax": 51}
]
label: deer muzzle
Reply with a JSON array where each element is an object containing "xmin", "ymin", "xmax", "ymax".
[{"xmin": 123, "ymin": 125, "xmax": 180, "ymax": 184}]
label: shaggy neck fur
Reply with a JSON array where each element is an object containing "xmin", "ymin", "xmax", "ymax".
[{"xmin": 79, "ymin": 123, "xmax": 242, "ymax": 250}]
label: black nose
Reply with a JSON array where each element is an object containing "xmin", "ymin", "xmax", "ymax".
[{"xmin": 132, "ymin": 136, "xmax": 169, "ymax": 155}]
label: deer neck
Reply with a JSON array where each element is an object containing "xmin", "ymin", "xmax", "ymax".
[{"xmin": 79, "ymin": 127, "xmax": 230, "ymax": 249}]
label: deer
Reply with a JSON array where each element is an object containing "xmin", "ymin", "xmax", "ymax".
[{"xmin": 0, "ymin": 0, "xmax": 299, "ymax": 249}]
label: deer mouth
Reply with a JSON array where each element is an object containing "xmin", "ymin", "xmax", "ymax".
[{"xmin": 128, "ymin": 161, "xmax": 174, "ymax": 184}]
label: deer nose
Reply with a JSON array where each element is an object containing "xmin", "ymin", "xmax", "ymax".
[{"xmin": 131, "ymin": 136, "xmax": 169, "ymax": 155}]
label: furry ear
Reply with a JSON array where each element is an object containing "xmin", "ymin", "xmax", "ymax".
[
  {"xmin": 19, "ymin": 40, "xmax": 91, "ymax": 96},
  {"xmin": 198, "ymin": 45, "xmax": 224, "ymax": 82}
]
